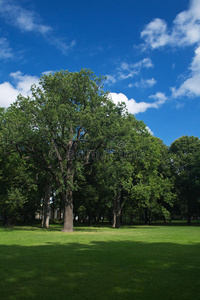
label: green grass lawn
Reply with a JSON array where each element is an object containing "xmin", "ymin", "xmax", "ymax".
[{"xmin": 0, "ymin": 224, "xmax": 199, "ymax": 300}]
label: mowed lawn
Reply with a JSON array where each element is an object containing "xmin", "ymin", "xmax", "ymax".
[{"xmin": 0, "ymin": 225, "xmax": 199, "ymax": 300}]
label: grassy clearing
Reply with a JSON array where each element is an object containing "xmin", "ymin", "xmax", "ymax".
[{"xmin": 0, "ymin": 225, "xmax": 200, "ymax": 300}]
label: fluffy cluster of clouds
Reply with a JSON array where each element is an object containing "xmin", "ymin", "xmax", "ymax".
[
  {"xmin": 109, "ymin": 92, "xmax": 167, "ymax": 115},
  {"xmin": 0, "ymin": 72, "xmax": 39, "ymax": 107},
  {"xmin": 141, "ymin": 0, "xmax": 200, "ymax": 49},
  {"xmin": 129, "ymin": 78, "xmax": 157, "ymax": 89},
  {"xmin": 106, "ymin": 57, "xmax": 157, "ymax": 91},
  {"xmin": 118, "ymin": 58, "xmax": 153, "ymax": 80},
  {"xmin": 108, "ymin": 0, "xmax": 200, "ymax": 115},
  {"xmin": 172, "ymin": 46, "xmax": 200, "ymax": 98},
  {"xmin": 141, "ymin": 0, "xmax": 200, "ymax": 98}
]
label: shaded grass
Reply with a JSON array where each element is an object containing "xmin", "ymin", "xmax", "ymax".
[{"xmin": 0, "ymin": 225, "xmax": 200, "ymax": 300}]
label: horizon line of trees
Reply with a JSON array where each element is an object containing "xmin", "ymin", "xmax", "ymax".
[{"xmin": 0, "ymin": 69, "xmax": 200, "ymax": 231}]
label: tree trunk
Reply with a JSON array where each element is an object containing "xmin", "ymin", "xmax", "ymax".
[
  {"xmin": 59, "ymin": 200, "xmax": 62, "ymax": 221},
  {"xmin": 62, "ymin": 189, "xmax": 74, "ymax": 232},
  {"xmin": 41, "ymin": 179, "xmax": 51, "ymax": 228},
  {"xmin": 51, "ymin": 192, "xmax": 55, "ymax": 219},
  {"xmin": 130, "ymin": 214, "xmax": 134, "ymax": 225},
  {"xmin": 149, "ymin": 211, "xmax": 152, "ymax": 225},
  {"xmin": 2, "ymin": 212, "xmax": 7, "ymax": 226},
  {"xmin": 144, "ymin": 208, "xmax": 148, "ymax": 225},
  {"xmin": 89, "ymin": 214, "xmax": 93, "ymax": 227},
  {"xmin": 2, "ymin": 212, "xmax": 11, "ymax": 226},
  {"xmin": 113, "ymin": 190, "xmax": 122, "ymax": 228},
  {"xmin": 113, "ymin": 211, "xmax": 117, "ymax": 228},
  {"xmin": 187, "ymin": 202, "xmax": 191, "ymax": 226},
  {"xmin": 140, "ymin": 213, "xmax": 144, "ymax": 224},
  {"xmin": 187, "ymin": 212, "xmax": 191, "ymax": 226},
  {"xmin": 96, "ymin": 213, "xmax": 100, "ymax": 223}
]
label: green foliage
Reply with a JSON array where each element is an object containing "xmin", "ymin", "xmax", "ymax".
[
  {"xmin": 0, "ymin": 150, "xmax": 39, "ymax": 224},
  {"xmin": 170, "ymin": 136, "xmax": 200, "ymax": 223}
]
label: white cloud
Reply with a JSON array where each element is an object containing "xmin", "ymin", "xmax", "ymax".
[
  {"xmin": 0, "ymin": 0, "xmax": 75, "ymax": 54},
  {"xmin": 0, "ymin": 71, "xmax": 39, "ymax": 108},
  {"xmin": 11, "ymin": 71, "xmax": 39, "ymax": 95},
  {"xmin": 146, "ymin": 126, "xmax": 153, "ymax": 135},
  {"xmin": 133, "ymin": 58, "xmax": 154, "ymax": 69},
  {"xmin": 109, "ymin": 92, "xmax": 167, "ymax": 114},
  {"xmin": 0, "ymin": 37, "xmax": 13, "ymax": 59},
  {"xmin": 149, "ymin": 92, "xmax": 168, "ymax": 105},
  {"xmin": 42, "ymin": 70, "xmax": 55, "ymax": 75},
  {"xmin": 105, "ymin": 75, "xmax": 116, "ymax": 85},
  {"xmin": 0, "ymin": 0, "xmax": 51, "ymax": 35},
  {"xmin": 118, "ymin": 58, "xmax": 153, "ymax": 80},
  {"xmin": 172, "ymin": 0, "xmax": 200, "ymax": 47},
  {"xmin": 0, "ymin": 82, "xmax": 19, "ymax": 108},
  {"xmin": 141, "ymin": 18, "xmax": 170, "ymax": 49},
  {"xmin": 140, "ymin": 0, "xmax": 200, "ymax": 100},
  {"xmin": 50, "ymin": 38, "xmax": 76, "ymax": 55},
  {"xmin": 131, "ymin": 78, "xmax": 157, "ymax": 88},
  {"xmin": 141, "ymin": 0, "xmax": 200, "ymax": 49},
  {"xmin": 172, "ymin": 46, "xmax": 200, "ymax": 97}
]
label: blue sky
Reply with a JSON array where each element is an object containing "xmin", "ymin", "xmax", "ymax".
[{"xmin": 0, "ymin": 0, "xmax": 200, "ymax": 146}]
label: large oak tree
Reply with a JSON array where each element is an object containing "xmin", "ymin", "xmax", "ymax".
[{"xmin": 3, "ymin": 69, "xmax": 124, "ymax": 232}]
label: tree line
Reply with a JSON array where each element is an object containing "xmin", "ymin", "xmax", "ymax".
[{"xmin": 0, "ymin": 69, "xmax": 200, "ymax": 231}]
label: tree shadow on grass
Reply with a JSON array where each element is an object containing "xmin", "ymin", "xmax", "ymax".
[{"xmin": 0, "ymin": 239, "xmax": 200, "ymax": 300}]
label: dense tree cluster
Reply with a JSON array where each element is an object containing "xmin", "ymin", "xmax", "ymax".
[{"xmin": 0, "ymin": 70, "xmax": 200, "ymax": 231}]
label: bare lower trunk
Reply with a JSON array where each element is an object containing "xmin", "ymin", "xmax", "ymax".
[
  {"xmin": 2, "ymin": 212, "xmax": 7, "ymax": 226},
  {"xmin": 187, "ymin": 203, "xmax": 191, "ymax": 226},
  {"xmin": 42, "ymin": 180, "xmax": 51, "ymax": 228},
  {"xmin": 89, "ymin": 214, "xmax": 93, "ymax": 226},
  {"xmin": 130, "ymin": 214, "xmax": 134, "ymax": 225},
  {"xmin": 62, "ymin": 189, "xmax": 74, "ymax": 232},
  {"xmin": 113, "ymin": 211, "xmax": 116, "ymax": 228},
  {"xmin": 2, "ymin": 212, "xmax": 11, "ymax": 226},
  {"xmin": 187, "ymin": 213, "xmax": 191, "ymax": 225},
  {"xmin": 144, "ymin": 208, "xmax": 148, "ymax": 225},
  {"xmin": 113, "ymin": 190, "xmax": 122, "ymax": 228},
  {"xmin": 113, "ymin": 212, "xmax": 121, "ymax": 228}
]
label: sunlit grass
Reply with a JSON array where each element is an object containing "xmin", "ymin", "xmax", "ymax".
[{"xmin": 0, "ymin": 225, "xmax": 199, "ymax": 300}]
